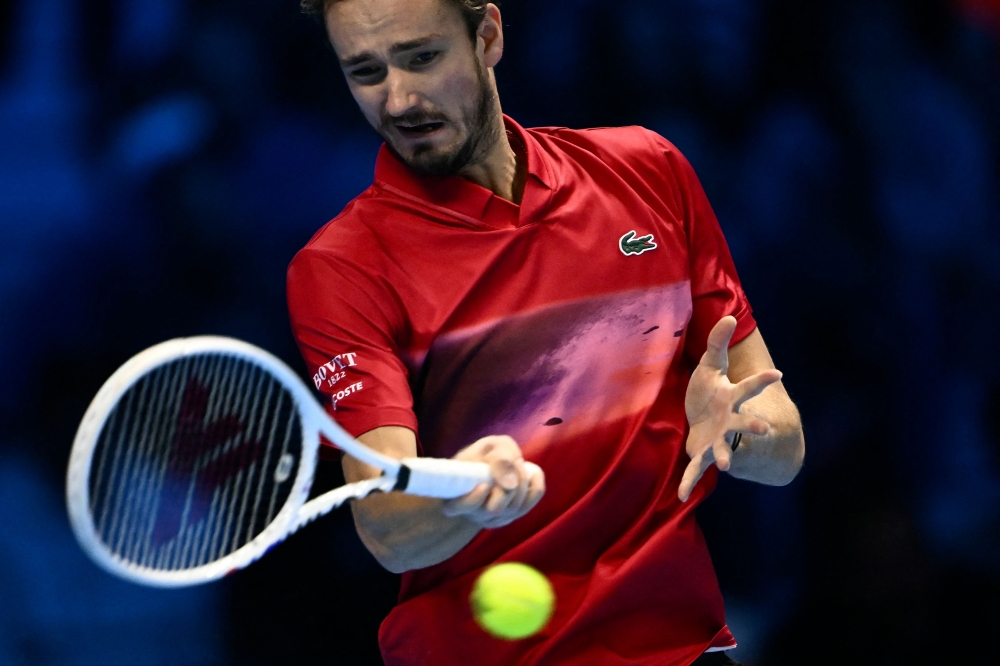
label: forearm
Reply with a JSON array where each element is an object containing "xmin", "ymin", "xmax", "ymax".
[
  {"xmin": 727, "ymin": 383, "xmax": 805, "ymax": 485},
  {"xmin": 350, "ymin": 493, "xmax": 482, "ymax": 573}
]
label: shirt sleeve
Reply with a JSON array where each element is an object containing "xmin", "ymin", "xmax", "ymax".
[
  {"xmin": 286, "ymin": 245, "xmax": 417, "ymax": 444},
  {"xmin": 653, "ymin": 134, "xmax": 757, "ymax": 363}
]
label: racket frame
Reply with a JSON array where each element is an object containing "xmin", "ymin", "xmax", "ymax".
[
  {"xmin": 66, "ymin": 336, "xmax": 402, "ymax": 587},
  {"xmin": 67, "ymin": 336, "xmax": 505, "ymax": 588}
]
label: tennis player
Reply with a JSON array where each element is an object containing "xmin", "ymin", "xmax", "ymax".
[{"xmin": 287, "ymin": 1, "xmax": 805, "ymax": 664}]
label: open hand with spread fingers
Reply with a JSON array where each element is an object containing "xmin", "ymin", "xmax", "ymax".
[{"xmin": 679, "ymin": 316, "xmax": 784, "ymax": 502}]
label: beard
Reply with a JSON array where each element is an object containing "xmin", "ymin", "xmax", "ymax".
[{"xmin": 378, "ymin": 64, "xmax": 501, "ymax": 177}]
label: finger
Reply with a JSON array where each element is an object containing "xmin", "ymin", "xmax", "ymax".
[
  {"xmin": 731, "ymin": 412, "xmax": 771, "ymax": 437},
  {"xmin": 521, "ymin": 464, "xmax": 546, "ymax": 513},
  {"xmin": 453, "ymin": 435, "xmax": 496, "ymax": 462},
  {"xmin": 481, "ymin": 465, "xmax": 546, "ymax": 528},
  {"xmin": 480, "ymin": 436, "xmax": 524, "ymax": 489},
  {"xmin": 483, "ymin": 483, "xmax": 517, "ymax": 514},
  {"xmin": 441, "ymin": 482, "xmax": 491, "ymax": 517},
  {"xmin": 487, "ymin": 477, "xmax": 528, "ymax": 518},
  {"xmin": 487, "ymin": 456, "xmax": 521, "ymax": 491},
  {"xmin": 712, "ymin": 436, "xmax": 732, "ymax": 472},
  {"xmin": 504, "ymin": 460, "xmax": 537, "ymax": 515},
  {"xmin": 732, "ymin": 370, "xmax": 782, "ymax": 410},
  {"xmin": 501, "ymin": 459, "xmax": 532, "ymax": 515},
  {"xmin": 700, "ymin": 316, "xmax": 738, "ymax": 372},
  {"xmin": 678, "ymin": 453, "xmax": 712, "ymax": 502},
  {"xmin": 481, "ymin": 435, "xmax": 522, "ymax": 462}
]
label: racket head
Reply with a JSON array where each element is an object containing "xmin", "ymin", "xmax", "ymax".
[{"xmin": 66, "ymin": 336, "xmax": 323, "ymax": 587}]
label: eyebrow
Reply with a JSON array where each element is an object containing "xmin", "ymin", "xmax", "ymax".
[{"xmin": 340, "ymin": 35, "xmax": 445, "ymax": 68}]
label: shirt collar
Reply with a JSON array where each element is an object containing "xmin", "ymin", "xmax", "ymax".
[{"xmin": 373, "ymin": 115, "xmax": 554, "ymax": 230}]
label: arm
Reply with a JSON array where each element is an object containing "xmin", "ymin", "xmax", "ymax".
[
  {"xmin": 679, "ymin": 316, "xmax": 805, "ymax": 501},
  {"xmin": 343, "ymin": 427, "xmax": 545, "ymax": 573}
]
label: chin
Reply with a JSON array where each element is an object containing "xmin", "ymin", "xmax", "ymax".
[{"xmin": 398, "ymin": 143, "xmax": 467, "ymax": 177}]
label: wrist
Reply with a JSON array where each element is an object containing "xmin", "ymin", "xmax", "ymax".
[
  {"xmin": 730, "ymin": 431, "xmax": 742, "ymax": 452},
  {"xmin": 727, "ymin": 429, "xmax": 754, "ymax": 475}
]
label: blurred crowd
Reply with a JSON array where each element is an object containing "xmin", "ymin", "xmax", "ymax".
[{"xmin": 1, "ymin": 0, "xmax": 998, "ymax": 664}]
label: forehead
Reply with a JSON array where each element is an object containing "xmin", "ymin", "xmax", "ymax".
[{"xmin": 326, "ymin": 0, "xmax": 467, "ymax": 58}]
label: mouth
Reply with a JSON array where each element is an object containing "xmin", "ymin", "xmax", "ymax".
[{"xmin": 395, "ymin": 121, "xmax": 445, "ymax": 139}]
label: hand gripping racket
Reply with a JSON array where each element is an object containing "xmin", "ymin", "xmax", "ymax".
[{"xmin": 66, "ymin": 336, "xmax": 536, "ymax": 587}]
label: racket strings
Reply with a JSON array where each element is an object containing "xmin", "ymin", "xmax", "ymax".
[{"xmin": 88, "ymin": 353, "xmax": 302, "ymax": 571}]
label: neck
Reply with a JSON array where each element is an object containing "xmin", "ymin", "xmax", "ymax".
[{"xmin": 456, "ymin": 108, "xmax": 527, "ymax": 205}]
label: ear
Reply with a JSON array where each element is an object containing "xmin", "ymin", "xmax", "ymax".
[{"xmin": 479, "ymin": 3, "xmax": 504, "ymax": 68}]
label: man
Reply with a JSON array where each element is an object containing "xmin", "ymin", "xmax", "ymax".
[{"xmin": 287, "ymin": 1, "xmax": 805, "ymax": 664}]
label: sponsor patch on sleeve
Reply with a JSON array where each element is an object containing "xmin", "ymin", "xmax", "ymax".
[
  {"xmin": 331, "ymin": 381, "xmax": 363, "ymax": 411},
  {"xmin": 312, "ymin": 352, "xmax": 359, "ymax": 389}
]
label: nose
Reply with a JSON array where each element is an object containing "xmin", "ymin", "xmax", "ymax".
[{"xmin": 384, "ymin": 69, "xmax": 420, "ymax": 118}]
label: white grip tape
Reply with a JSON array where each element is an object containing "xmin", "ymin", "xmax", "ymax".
[{"xmin": 399, "ymin": 458, "xmax": 542, "ymax": 499}]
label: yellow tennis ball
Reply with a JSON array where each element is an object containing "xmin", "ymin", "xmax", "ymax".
[{"xmin": 470, "ymin": 562, "xmax": 555, "ymax": 640}]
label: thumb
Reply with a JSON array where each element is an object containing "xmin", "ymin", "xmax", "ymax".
[
  {"xmin": 489, "ymin": 458, "xmax": 519, "ymax": 490},
  {"xmin": 700, "ymin": 316, "xmax": 737, "ymax": 372}
]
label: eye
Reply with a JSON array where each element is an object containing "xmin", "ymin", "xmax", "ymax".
[
  {"xmin": 345, "ymin": 60, "xmax": 387, "ymax": 83},
  {"xmin": 351, "ymin": 66, "xmax": 382, "ymax": 79},
  {"xmin": 411, "ymin": 51, "xmax": 439, "ymax": 66}
]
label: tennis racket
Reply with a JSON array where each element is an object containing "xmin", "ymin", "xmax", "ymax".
[{"xmin": 66, "ymin": 336, "xmax": 537, "ymax": 587}]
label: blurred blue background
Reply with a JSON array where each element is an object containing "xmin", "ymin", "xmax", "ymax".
[{"xmin": 1, "ymin": 0, "xmax": 999, "ymax": 663}]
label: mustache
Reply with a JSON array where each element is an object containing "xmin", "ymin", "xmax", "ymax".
[{"xmin": 381, "ymin": 110, "xmax": 448, "ymax": 130}]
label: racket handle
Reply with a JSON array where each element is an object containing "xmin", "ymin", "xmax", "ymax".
[{"xmin": 398, "ymin": 458, "xmax": 543, "ymax": 499}]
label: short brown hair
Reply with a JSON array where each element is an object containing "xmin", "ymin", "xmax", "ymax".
[{"xmin": 300, "ymin": 0, "xmax": 494, "ymax": 44}]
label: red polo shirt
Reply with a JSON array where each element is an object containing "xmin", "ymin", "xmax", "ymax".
[{"xmin": 286, "ymin": 116, "xmax": 755, "ymax": 665}]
